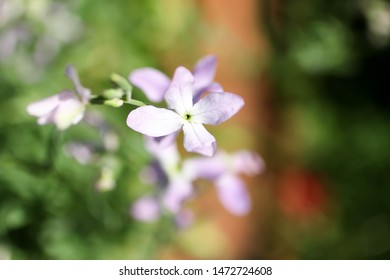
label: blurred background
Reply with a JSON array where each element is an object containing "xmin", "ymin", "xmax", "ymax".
[{"xmin": 1, "ymin": 0, "xmax": 390, "ymax": 259}]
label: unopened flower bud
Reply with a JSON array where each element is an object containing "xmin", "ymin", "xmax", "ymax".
[
  {"xmin": 110, "ymin": 73, "xmax": 133, "ymax": 92},
  {"xmin": 102, "ymin": 89, "xmax": 124, "ymax": 99},
  {"xmin": 104, "ymin": 98, "xmax": 124, "ymax": 107}
]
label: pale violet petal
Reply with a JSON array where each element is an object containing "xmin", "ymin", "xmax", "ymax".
[
  {"xmin": 145, "ymin": 136, "xmax": 180, "ymax": 174},
  {"xmin": 139, "ymin": 161, "xmax": 168, "ymax": 187},
  {"xmin": 171, "ymin": 66, "xmax": 194, "ymax": 86},
  {"xmin": 191, "ymin": 92, "xmax": 244, "ymax": 125},
  {"xmin": 65, "ymin": 65, "xmax": 91, "ymax": 102},
  {"xmin": 215, "ymin": 174, "xmax": 251, "ymax": 216},
  {"xmin": 26, "ymin": 91, "xmax": 73, "ymax": 117},
  {"xmin": 54, "ymin": 98, "xmax": 85, "ymax": 130},
  {"xmin": 206, "ymin": 82, "xmax": 223, "ymax": 93},
  {"xmin": 131, "ymin": 196, "xmax": 160, "ymax": 222},
  {"xmin": 139, "ymin": 164, "xmax": 160, "ymax": 185},
  {"xmin": 126, "ymin": 106, "xmax": 184, "ymax": 137},
  {"xmin": 164, "ymin": 85, "xmax": 192, "ymax": 116},
  {"xmin": 182, "ymin": 154, "xmax": 226, "ymax": 180},
  {"xmin": 147, "ymin": 132, "xmax": 178, "ymax": 150},
  {"xmin": 232, "ymin": 150, "xmax": 265, "ymax": 176},
  {"xmin": 182, "ymin": 122, "xmax": 216, "ymax": 156},
  {"xmin": 163, "ymin": 180, "xmax": 193, "ymax": 214},
  {"xmin": 37, "ymin": 110, "xmax": 57, "ymax": 125},
  {"xmin": 129, "ymin": 68, "xmax": 171, "ymax": 102},
  {"xmin": 193, "ymin": 82, "xmax": 224, "ymax": 103},
  {"xmin": 193, "ymin": 55, "xmax": 217, "ymax": 94}
]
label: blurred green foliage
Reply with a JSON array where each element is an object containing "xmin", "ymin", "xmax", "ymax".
[{"xmin": 264, "ymin": 0, "xmax": 390, "ymax": 259}]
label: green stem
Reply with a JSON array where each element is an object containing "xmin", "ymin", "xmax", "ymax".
[
  {"xmin": 46, "ymin": 128, "xmax": 63, "ymax": 169},
  {"xmin": 123, "ymin": 99, "xmax": 147, "ymax": 107}
]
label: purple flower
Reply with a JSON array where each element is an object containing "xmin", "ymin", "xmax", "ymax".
[
  {"xmin": 126, "ymin": 67, "xmax": 244, "ymax": 156},
  {"xmin": 131, "ymin": 195, "xmax": 161, "ymax": 222},
  {"xmin": 145, "ymin": 138, "xmax": 194, "ymax": 214},
  {"xmin": 131, "ymin": 194, "xmax": 193, "ymax": 228},
  {"xmin": 183, "ymin": 150, "xmax": 264, "ymax": 215},
  {"xmin": 131, "ymin": 140, "xmax": 194, "ymax": 223},
  {"xmin": 27, "ymin": 65, "xmax": 90, "ymax": 130},
  {"xmin": 129, "ymin": 55, "xmax": 223, "ymax": 102}
]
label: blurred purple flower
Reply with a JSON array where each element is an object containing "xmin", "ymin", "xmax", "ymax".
[
  {"xmin": 146, "ymin": 138, "xmax": 194, "ymax": 214},
  {"xmin": 27, "ymin": 65, "xmax": 90, "ymax": 130},
  {"xmin": 131, "ymin": 140, "xmax": 195, "ymax": 223},
  {"xmin": 65, "ymin": 142, "xmax": 94, "ymax": 164},
  {"xmin": 131, "ymin": 194, "xmax": 193, "ymax": 228},
  {"xmin": 129, "ymin": 55, "xmax": 222, "ymax": 102},
  {"xmin": 131, "ymin": 195, "xmax": 161, "ymax": 222},
  {"xmin": 127, "ymin": 67, "xmax": 244, "ymax": 156},
  {"xmin": 183, "ymin": 150, "xmax": 264, "ymax": 215}
]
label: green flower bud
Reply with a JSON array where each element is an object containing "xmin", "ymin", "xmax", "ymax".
[
  {"xmin": 104, "ymin": 98, "xmax": 124, "ymax": 107},
  {"xmin": 110, "ymin": 73, "xmax": 132, "ymax": 92},
  {"xmin": 102, "ymin": 89, "xmax": 124, "ymax": 99}
]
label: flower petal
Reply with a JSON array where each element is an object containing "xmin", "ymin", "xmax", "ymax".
[
  {"xmin": 145, "ymin": 137, "xmax": 180, "ymax": 175},
  {"xmin": 182, "ymin": 122, "xmax": 216, "ymax": 156},
  {"xmin": 163, "ymin": 180, "xmax": 193, "ymax": 214},
  {"xmin": 191, "ymin": 92, "xmax": 244, "ymax": 125},
  {"xmin": 131, "ymin": 196, "xmax": 160, "ymax": 222},
  {"xmin": 164, "ymin": 85, "xmax": 193, "ymax": 116},
  {"xmin": 65, "ymin": 65, "xmax": 91, "ymax": 102},
  {"xmin": 193, "ymin": 55, "xmax": 217, "ymax": 94},
  {"xmin": 215, "ymin": 174, "xmax": 251, "ymax": 215},
  {"xmin": 54, "ymin": 98, "xmax": 85, "ymax": 130},
  {"xmin": 26, "ymin": 91, "xmax": 73, "ymax": 117},
  {"xmin": 206, "ymin": 82, "xmax": 223, "ymax": 93},
  {"xmin": 146, "ymin": 132, "xmax": 178, "ymax": 151},
  {"xmin": 182, "ymin": 154, "xmax": 226, "ymax": 180},
  {"xmin": 129, "ymin": 68, "xmax": 171, "ymax": 102},
  {"xmin": 171, "ymin": 66, "xmax": 194, "ymax": 86},
  {"xmin": 232, "ymin": 150, "xmax": 265, "ymax": 176},
  {"xmin": 37, "ymin": 110, "xmax": 56, "ymax": 125},
  {"xmin": 193, "ymin": 82, "xmax": 224, "ymax": 103},
  {"xmin": 165, "ymin": 67, "xmax": 194, "ymax": 115},
  {"xmin": 126, "ymin": 106, "xmax": 184, "ymax": 137}
]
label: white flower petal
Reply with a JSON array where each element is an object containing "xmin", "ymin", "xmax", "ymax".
[
  {"xmin": 191, "ymin": 92, "xmax": 244, "ymax": 125},
  {"xmin": 165, "ymin": 67, "xmax": 194, "ymax": 115},
  {"xmin": 54, "ymin": 98, "xmax": 85, "ymax": 130},
  {"xmin": 182, "ymin": 122, "xmax": 216, "ymax": 156},
  {"xmin": 164, "ymin": 85, "xmax": 193, "ymax": 116},
  {"xmin": 26, "ymin": 91, "xmax": 73, "ymax": 117},
  {"xmin": 129, "ymin": 68, "xmax": 171, "ymax": 102},
  {"xmin": 126, "ymin": 106, "xmax": 184, "ymax": 137}
]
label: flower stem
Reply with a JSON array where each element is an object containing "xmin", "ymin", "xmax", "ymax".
[{"xmin": 123, "ymin": 99, "xmax": 146, "ymax": 107}]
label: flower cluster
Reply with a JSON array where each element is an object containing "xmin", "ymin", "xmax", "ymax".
[
  {"xmin": 27, "ymin": 65, "xmax": 90, "ymax": 130},
  {"xmin": 26, "ymin": 55, "xmax": 264, "ymax": 225}
]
